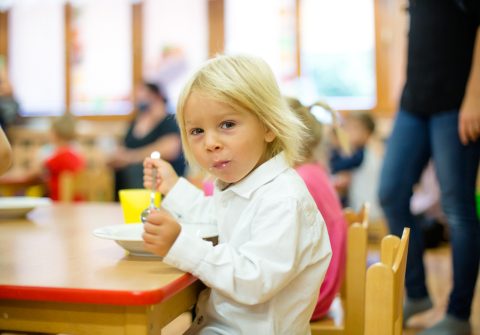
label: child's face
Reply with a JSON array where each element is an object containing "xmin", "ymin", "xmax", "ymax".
[
  {"xmin": 345, "ymin": 118, "xmax": 370, "ymax": 149},
  {"xmin": 183, "ymin": 92, "xmax": 275, "ymax": 184}
]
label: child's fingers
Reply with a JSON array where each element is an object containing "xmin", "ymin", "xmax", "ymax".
[
  {"xmin": 143, "ymin": 222, "xmax": 160, "ymax": 234},
  {"xmin": 143, "ymin": 173, "xmax": 160, "ymax": 189},
  {"xmin": 143, "ymin": 158, "xmax": 159, "ymax": 174},
  {"xmin": 146, "ymin": 208, "xmax": 170, "ymax": 224},
  {"xmin": 143, "ymin": 159, "xmax": 166, "ymax": 189},
  {"xmin": 143, "ymin": 157, "xmax": 156, "ymax": 169},
  {"xmin": 142, "ymin": 230, "xmax": 157, "ymax": 244}
]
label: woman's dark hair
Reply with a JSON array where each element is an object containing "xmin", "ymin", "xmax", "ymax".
[{"xmin": 144, "ymin": 81, "xmax": 168, "ymax": 104}]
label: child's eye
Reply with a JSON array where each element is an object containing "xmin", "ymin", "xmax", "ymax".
[
  {"xmin": 220, "ymin": 121, "xmax": 236, "ymax": 129},
  {"xmin": 189, "ymin": 128, "xmax": 204, "ymax": 135}
]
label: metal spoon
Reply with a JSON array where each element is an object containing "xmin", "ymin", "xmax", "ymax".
[{"xmin": 140, "ymin": 151, "xmax": 161, "ymax": 223}]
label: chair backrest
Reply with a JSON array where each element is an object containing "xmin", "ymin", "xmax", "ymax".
[
  {"xmin": 364, "ymin": 228, "xmax": 410, "ymax": 335},
  {"xmin": 343, "ymin": 203, "xmax": 369, "ymax": 335},
  {"xmin": 310, "ymin": 203, "xmax": 370, "ymax": 335},
  {"xmin": 59, "ymin": 169, "xmax": 114, "ymax": 202}
]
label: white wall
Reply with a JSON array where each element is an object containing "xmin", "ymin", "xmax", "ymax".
[{"xmin": 9, "ymin": 2, "xmax": 65, "ymax": 116}]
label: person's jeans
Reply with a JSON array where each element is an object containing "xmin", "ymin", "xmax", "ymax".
[{"xmin": 378, "ymin": 109, "xmax": 480, "ymax": 320}]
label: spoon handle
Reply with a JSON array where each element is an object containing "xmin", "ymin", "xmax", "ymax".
[
  {"xmin": 149, "ymin": 151, "xmax": 161, "ymax": 209},
  {"xmin": 150, "ymin": 167, "xmax": 156, "ymax": 208}
]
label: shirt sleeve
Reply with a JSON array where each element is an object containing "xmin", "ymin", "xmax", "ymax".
[
  {"xmin": 163, "ymin": 196, "xmax": 332, "ymax": 305},
  {"xmin": 330, "ymin": 147, "xmax": 365, "ymax": 174},
  {"xmin": 162, "ymin": 177, "xmax": 215, "ymax": 223}
]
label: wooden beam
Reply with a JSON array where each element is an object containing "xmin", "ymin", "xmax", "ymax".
[
  {"xmin": 0, "ymin": 11, "xmax": 8, "ymax": 64},
  {"xmin": 132, "ymin": 1, "xmax": 143, "ymax": 105},
  {"xmin": 295, "ymin": 0, "xmax": 301, "ymax": 77},
  {"xmin": 64, "ymin": 3, "xmax": 72, "ymax": 114},
  {"xmin": 208, "ymin": 0, "xmax": 224, "ymax": 58},
  {"xmin": 373, "ymin": 0, "xmax": 407, "ymax": 116}
]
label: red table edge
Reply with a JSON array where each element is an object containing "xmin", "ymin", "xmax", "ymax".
[{"xmin": 0, "ymin": 273, "xmax": 198, "ymax": 306}]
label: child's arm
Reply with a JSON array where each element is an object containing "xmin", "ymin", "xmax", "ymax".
[
  {"xmin": 160, "ymin": 197, "xmax": 332, "ymax": 305},
  {"xmin": 332, "ymin": 171, "xmax": 352, "ymax": 195},
  {"xmin": 330, "ymin": 147, "xmax": 365, "ymax": 174},
  {"xmin": 0, "ymin": 127, "xmax": 12, "ymax": 175}
]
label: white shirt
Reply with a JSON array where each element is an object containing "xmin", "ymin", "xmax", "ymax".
[
  {"xmin": 162, "ymin": 153, "xmax": 332, "ymax": 335},
  {"xmin": 349, "ymin": 146, "xmax": 384, "ymax": 221}
]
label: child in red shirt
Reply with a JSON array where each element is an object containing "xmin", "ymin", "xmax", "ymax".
[{"xmin": 28, "ymin": 114, "xmax": 85, "ymax": 200}]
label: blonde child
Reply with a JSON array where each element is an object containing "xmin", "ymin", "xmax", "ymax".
[
  {"xmin": 329, "ymin": 112, "xmax": 376, "ymax": 194},
  {"xmin": 331, "ymin": 112, "xmax": 384, "ymax": 221},
  {"xmin": 286, "ymin": 97, "xmax": 347, "ymax": 321},
  {"xmin": 142, "ymin": 55, "xmax": 332, "ymax": 334}
]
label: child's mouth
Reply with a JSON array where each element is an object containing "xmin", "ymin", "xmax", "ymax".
[{"xmin": 212, "ymin": 160, "xmax": 230, "ymax": 169}]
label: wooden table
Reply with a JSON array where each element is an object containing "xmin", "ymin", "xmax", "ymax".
[{"xmin": 0, "ymin": 203, "xmax": 202, "ymax": 335}]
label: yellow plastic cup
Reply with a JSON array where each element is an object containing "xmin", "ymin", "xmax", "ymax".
[{"xmin": 118, "ymin": 189, "xmax": 161, "ymax": 224}]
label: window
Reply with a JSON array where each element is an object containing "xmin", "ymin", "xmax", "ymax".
[
  {"xmin": 70, "ymin": 0, "xmax": 132, "ymax": 115},
  {"xmin": 143, "ymin": 0, "xmax": 208, "ymax": 107},
  {"xmin": 225, "ymin": 0, "xmax": 296, "ymax": 81},
  {"xmin": 299, "ymin": 0, "xmax": 376, "ymax": 109},
  {"xmin": 9, "ymin": 2, "xmax": 65, "ymax": 116},
  {"xmin": 224, "ymin": 0, "xmax": 376, "ymax": 110}
]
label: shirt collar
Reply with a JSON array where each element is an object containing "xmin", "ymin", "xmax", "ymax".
[{"xmin": 215, "ymin": 152, "xmax": 290, "ymax": 199}]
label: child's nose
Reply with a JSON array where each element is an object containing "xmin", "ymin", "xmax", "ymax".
[{"xmin": 205, "ymin": 133, "xmax": 222, "ymax": 151}]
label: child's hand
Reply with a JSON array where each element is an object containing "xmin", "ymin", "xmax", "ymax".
[
  {"xmin": 332, "ymin": 171, "xmax": 351, "ymax": 195},
  {"xmin": 143, "ymin": 157, "xmax": 179, "ymax": 195},
  {"xmin": 142, "ymin": 209, "xmax": 181, "ymax": 257}
]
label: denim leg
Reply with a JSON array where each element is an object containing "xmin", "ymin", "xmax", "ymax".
[
  {"xmin": 431, "ymin": 110, "xmax": 480, "ymax": 320},
  {"xmin": 378, "ymin": 109, "xmax": 431, "ymax": 299}
]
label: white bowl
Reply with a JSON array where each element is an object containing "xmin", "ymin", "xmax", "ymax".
[
  {"xmin": 93, "ymin": 223, "xmax": 218, "ymax": 257},
  {"xmin": 0, "ymin": 197, "xmax": 52, "ymax": 219}
]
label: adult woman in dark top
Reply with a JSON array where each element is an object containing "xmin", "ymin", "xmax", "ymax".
[
  {"xmin": 378, "ymin": 1, "xmax": 480, "ymax": 334},
  {"xmin": 109, "ymin": 82, "xmax": 185, "ymax": 195}
]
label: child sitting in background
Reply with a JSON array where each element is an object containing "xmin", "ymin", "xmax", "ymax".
[
  {"xmin": 330, "ymin": 112, "xmax": 375, "ymax": 180},
  {"xmin": 286, "ymin": 97, "xmax": 348, "ymax": 321},
  {"xmin": 331, "ymin": 112, "xmax": 383, "ymax": 221},
  {"xmin": 26, "ymin": 114, "xmax": 85, "ymax": 200},
  {"xmin": 142, "ymin": 55, "xmax": 332, "ymax": 334}
]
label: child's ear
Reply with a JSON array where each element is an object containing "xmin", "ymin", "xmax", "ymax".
[{"xmin": 264, "ymin": 128, "xmax": 276, "ymax": 143}]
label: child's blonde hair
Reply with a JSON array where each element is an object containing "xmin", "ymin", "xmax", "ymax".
[
  {"xmin": 285, "ymin": 97, "xmax": 325, "ymax": 164},
  {"xmin": 176, "ymin": 55, "xmax": 306, "ymax": 169},
  {"xmin": 51, "ymin": 114, "xmax": 77, "ymax": 142}
]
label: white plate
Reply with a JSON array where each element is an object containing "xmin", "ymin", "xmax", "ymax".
[
  {"xmin": 0, "ymin": 197, "xmax": 52, "ymax": 219},
  {"xmin": 93, "ymin": 223, "xmax": 218, "ymax": 257}
]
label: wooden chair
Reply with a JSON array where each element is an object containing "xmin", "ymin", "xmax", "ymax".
[
  {"xmin": 364, "ymin": 228, "xmax": 410, "ymax": 335},
  {"xmin": 310, "ymin": 203, "xmax": 370, "ymax": 335},
  {"xmin": 59, "ymin": 169, "xmax": 114, "ymax": 202}
]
